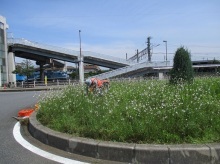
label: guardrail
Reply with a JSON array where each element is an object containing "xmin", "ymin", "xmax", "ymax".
[{"xmin": 14, "ymin": 79, "xmax": 78, "ymax": 88}]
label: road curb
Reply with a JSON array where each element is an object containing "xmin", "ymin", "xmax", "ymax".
[
  {"xmin": 0, "ymin": 86, "xmax": 66, "ymax": 92},
  {"xmin": 28, "ymin": 111, "xmax": 220, "ymax": 163}
]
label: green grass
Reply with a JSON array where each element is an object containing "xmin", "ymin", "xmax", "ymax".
[{"xmin": 37, "ymin": 77, "xmax": 220, "ymax": 144}]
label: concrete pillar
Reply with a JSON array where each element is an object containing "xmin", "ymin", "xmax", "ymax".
[
  {"xmin": 63, "ymin": 61, "xmax": 67, "ymax": 72},
  {"xmin": 78, "ymin": 30, "xmax": 84, "ymax": 85},
  {"xmin": 79, "ymin": 60, "xmax": 84, "ymax": 85},
  {"xmin": 78, "ymin": 53, "xmax": 84, "ymax": 85},
  {"xmin": 40, "ymin": 63, "xmax": 44, "ymax": 82},
  {"xmin": 8, "ymin": 52, "xmax": 16, "ymax": 85}
]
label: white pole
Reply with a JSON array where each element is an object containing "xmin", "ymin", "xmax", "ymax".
[
  {"xmin": 163, "ymin": 40, "xmax": 167, "ymax": 66},
  {"xmin": 78, "ymin": 30, "xmax": 84, "ymax": 85}
]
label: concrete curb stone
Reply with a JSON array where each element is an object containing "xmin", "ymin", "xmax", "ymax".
[
  {"xmin": 0, "ymin": 88, "xmax": 49, "ymax": 92},
  {"xmin": 135, "ymin": 144, "xmax": 169, "ymax": 163},
  {"xmin": 0, "ymin": 86, "xmax": 67, "ymax": 92},
  {"xmin": 97, "ymin": 141, "xmax": 135, "ymax": 163},
  {"xmin": 47, "ymin": 131, "xmax": 72, "ymax": 151},
  {"xmin": 69, "ymin": 137, "xmax": 100, "ymax": 158},
  {"xmin": 28, "ymin": 111, "xmax": 220, "ymax": 163},
  {"xmin": 28, "ymin": 121, "xmax": 48, "ymax": 145},
  {"xmin": 168, "ymin": 144, "xmax": 211, "ymax": 164},
  {"xmin": 29, "ymin": 111, "xmax": 50, "ymax": 144},
  {"xmin": 206, "ymin": 143, "xmax": 220, "ymax": 163}
]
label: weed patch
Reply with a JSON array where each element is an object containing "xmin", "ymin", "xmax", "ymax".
[{"xmin": 37, "ymin": 78, "xmax": 220, "ymax": 144}]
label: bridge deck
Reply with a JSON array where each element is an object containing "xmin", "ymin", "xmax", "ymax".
[{"xmin": 7, "ymin": 38, "xmax": 129, "ymax": 69}]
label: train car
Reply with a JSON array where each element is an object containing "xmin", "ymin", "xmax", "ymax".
[
  {"xmin": 46, "ymin": 70, "xmax": 69, "ymax": 80},
  {"xmin": 16, "ymin": 74, "xmax": 27, "ymax": 82},
  {"xmin": 28, "ymin": 71, "xmax": 69, "ymax": 81},
  {"xmin": 16, "ymin": 70, "xmax": 69, "ymax": 82}
]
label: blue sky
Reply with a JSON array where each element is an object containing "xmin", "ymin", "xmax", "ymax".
[{"xmin": 1, "ymin": 0, "xmax": 220, "ymax": 63}]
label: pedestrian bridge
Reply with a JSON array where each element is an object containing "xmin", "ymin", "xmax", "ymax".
[{"xmin": 91, "ymin": 61, "xmax": 169, "ymax": 79}]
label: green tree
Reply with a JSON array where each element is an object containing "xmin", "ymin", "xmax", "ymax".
[
  {"xmin": 170, "ymin": 47, "xmax": 194, "ymax": 84},
  {"xmin": 70, "ymin": 72, "xmax": 79, "ymax": 80},
  {"xmin": 13, "ymin": 59, "xmax": 35, "ymax": 81}
]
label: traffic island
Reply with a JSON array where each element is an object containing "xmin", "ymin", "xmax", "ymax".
[{"xmin": 28, "ymin": 111, "xmax": 220, "ymax": 163}]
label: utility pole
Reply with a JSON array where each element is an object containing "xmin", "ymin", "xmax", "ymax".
[
  {"xmin": 78, "ymin": 30, "xmax": 84, "ymax": 85},
  {"xmin": 163, "ymin": 40, "xmax": 167, "ymax": 66},
  {"xmin": 147, "ymin": 37, "xmax": 151, "ymax": 62},
  {"xmin": 126, "ymin": 53, "xmax": 128, "ymax": 60},
  {"xmin": 26, "ymin": 59, "xmax": 28, "ymax": 82},
  {"xmin": 137, "ymin": 49, "xmax": 139, "ymax": 63}
]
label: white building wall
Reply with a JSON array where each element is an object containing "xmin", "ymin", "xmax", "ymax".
[
  {"xmin": 0, "ymin": 67, "xmax": 1, "ymax": 86},
  {"xmin": 0, "ymin": 15, "xmax": 9, "ymax": 86}
]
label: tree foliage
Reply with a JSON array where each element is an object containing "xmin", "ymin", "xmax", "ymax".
[
  {"xmin": 13, "ymin": 59, "xmax": 35, "ymax": 80},
  {"xmin": 170, "ymin": 47, "xmax": 194, "ymax": 84}
]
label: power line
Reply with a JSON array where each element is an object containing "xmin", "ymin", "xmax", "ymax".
[
  {"xmin": 167, "ymin": 44, "xmax": 220, "ymax": 49},
  {"xmin": 153, "ymin": 52, "xmax": 220, "ymax": 55}
]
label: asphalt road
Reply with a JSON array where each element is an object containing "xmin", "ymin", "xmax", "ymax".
[
  {"xmin": 0, "ymin": 91, "xmax": 124, "ymax": 164},
  {"xmin": 0, "ymin": 91, "xmax": 58, "ymax": 164}
]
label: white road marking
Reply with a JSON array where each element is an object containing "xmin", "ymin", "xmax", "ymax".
[{"xmin": 13, "ymin": 122, "xmax": 88, "ymax": 164}]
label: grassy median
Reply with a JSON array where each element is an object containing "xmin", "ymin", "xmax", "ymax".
[{"xmin": 37, "ymin": 77, "xmax": 220, "ymax": 144}]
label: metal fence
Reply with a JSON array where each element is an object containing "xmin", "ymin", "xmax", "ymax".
[{"xmin": 13, "ymin": 79, "xmax": 79, "ymax": 88}]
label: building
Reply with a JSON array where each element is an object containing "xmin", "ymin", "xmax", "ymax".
[
  {"xmin": 84, "ymin": 64, "xmax": 101, "ymax": 73},
  {"xmin": 0, "ymin": 15, "xmax": 16, "ymax": 87},
  {"xmin": 66, "ymin": 64, "xmax": 101, "ymax": 75},
  {"xmin": 0, "ymin": 15, "xmax": 9, "ymax": 86},
  {"xmin": 66, "ymin": 66, "xmax": 77, "ymax": 74}
]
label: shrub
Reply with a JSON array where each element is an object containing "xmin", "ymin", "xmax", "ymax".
[{"xmin": 170, "ymin": 47, "xmax": 194, "ymax": 84}]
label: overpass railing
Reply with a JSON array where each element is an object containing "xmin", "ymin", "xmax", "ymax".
[
  {"xmin": 7, "ymin": 38, "xmax": 130, "ymax": 65},
  {"xmin": 89, "ymin": 61, "xmax": 170, "ymax": 79},
  {"xmin": 83, "ymin": 51, "xmax": 129, "ymax": 65}
]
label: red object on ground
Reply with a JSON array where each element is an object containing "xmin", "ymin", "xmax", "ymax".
[
  {"xmin": 18, "ymin": 109, "xmax": 34, "ymax": 117},
  {"xmin": 90, "ymin": 78, "xmax": 109, "ymax": 88}
]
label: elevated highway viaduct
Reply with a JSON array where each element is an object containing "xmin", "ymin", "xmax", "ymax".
[{"xmin": 7, "ymin": 38, "xmax": 129, "ymax": 81}]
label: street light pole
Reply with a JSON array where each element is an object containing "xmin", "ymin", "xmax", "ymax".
[
  {"xmin": 78, "ymin": 30, "xmax": 84, "ymax": 85},
  {"xmin": 163, "ymin": 40, "xmax": 167, "ymax": 66},
  {"xmin": 79, "ymin": 30, "xmax": 81, "ymax": 59}
]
